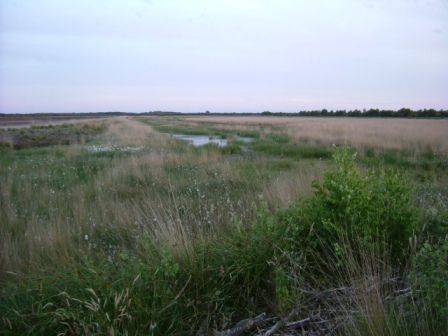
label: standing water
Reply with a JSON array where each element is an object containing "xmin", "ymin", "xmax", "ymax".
[{"xmin": 171, "ymin": 134, "xmax": 252, "ymax": 147}]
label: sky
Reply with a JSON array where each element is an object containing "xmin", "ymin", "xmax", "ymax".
[{"xmin": 1, "ymin": 0, "xmax": 447, "ymax": 113}]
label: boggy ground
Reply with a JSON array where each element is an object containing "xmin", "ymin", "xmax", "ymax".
[
  {"xmin": 0, "ymin": 116, "xmax": 447, "ymax": 335},
  {"xmin": 0, "ymin": 115, "xmax": 104, "ymax": 129},
  {"xmin": 0, "ymin": 115, "xmax": 111, "ymax": 150},
  {"xmin": 182, "ymin": 115, "xmax": 448, "ymax": 154}
]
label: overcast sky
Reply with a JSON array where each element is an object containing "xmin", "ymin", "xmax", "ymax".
[{"xmin": 1, "ymin": 0, "xmax": 447, "ymax": 113}]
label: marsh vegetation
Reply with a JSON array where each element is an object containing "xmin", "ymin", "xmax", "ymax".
[{"xmin": 1, "ymin": 116, "xmax": 447, "ymax": 335}]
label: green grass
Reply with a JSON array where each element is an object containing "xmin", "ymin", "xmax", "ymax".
[
  {"xmin": 359, "ymin": 146, "xmax": 448, "ymax": 183},
  {"xmin": 236, "ymin": 130, "xmax": 260, "ymax": 138},
  {"xmin": 251, "ymin": 139, "xmax": 333, "ymax": 159}
]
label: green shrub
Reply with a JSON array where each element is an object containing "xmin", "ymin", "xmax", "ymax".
[
  {"xmin": 280, "ymin": 145, "xmax": 418, "ymax": 266},
  {"xmin": 409, "ymin": 239, "xmax": 448, "ymax": 330}
]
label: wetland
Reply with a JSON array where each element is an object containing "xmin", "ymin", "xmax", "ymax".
[{"xmin": 1, "ymin": 115, "xmax": 447, "ymax": 335}]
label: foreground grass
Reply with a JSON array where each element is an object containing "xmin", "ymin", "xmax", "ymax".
[{"xmin": 1, "ymin": 117, "xmax": 447, "ymax": 335}]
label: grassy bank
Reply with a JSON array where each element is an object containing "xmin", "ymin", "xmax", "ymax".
[{"xmin": 1, "ymin": 116, "xmax": 447, "ymax": 335}]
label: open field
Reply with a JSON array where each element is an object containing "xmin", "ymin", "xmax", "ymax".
[
  {"xmin": 175, "ymin": 116, "xmax": 448, "ymax": 154},
  {"xmin": 1, "ymin": 116, "xmax": 447, "ymax": 335}
]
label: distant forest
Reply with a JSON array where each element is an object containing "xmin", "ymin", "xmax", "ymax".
[
  {"xmin": 261, "ymin": 107, "xmax": 448, "ymax": 118},
  {"xmin": 1, "ymin": 107, "xmax": 447, "ymax": 118}
]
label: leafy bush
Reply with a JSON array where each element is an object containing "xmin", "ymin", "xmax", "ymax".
[
  {"xmin": 279, "ymin": 146, "xmax": 418, "ymax": 266},
  {"xmin": 409, "ymin": 239, "xmax": 448, "ymax": 329}
]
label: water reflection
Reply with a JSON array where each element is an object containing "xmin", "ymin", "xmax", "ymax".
[
  {"xmin": 172, "ymin": 134, "xmax": 227, "ymax": 146},
  {"xmin": 171, "ymin": 134, "xmax": 252, "ymax": 147}
]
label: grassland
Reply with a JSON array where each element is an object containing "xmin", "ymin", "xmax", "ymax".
[{"xmin": 1, "ymin": 115, "xmax": 447, "ymax": 335}]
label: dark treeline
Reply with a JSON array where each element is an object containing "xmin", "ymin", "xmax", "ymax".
[
  {"xmin": 1, "ymin": 108, "xmax": 447, "ymax": 118},
  {"xmin": 261, "ymin": 107, "xmax": 448, "ymax": 118}
]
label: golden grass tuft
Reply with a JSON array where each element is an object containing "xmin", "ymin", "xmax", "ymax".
[
  {"xmin": 263, "ymin": 163, "xmax": 325, "ymax": 208},
  {"xmin": 103, "ymin": 116, "xmax": 155, "ymax": 146}
]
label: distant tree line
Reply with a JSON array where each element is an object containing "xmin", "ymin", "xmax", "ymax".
[
  {"xmin": 1, "ymin": 108, "xmax": 447, "ymax": 118},
  {"xmin": 261, "ymin": 108, "xmax": 448, "ymax": 118}
]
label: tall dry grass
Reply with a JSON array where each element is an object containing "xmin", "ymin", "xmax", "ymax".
[
  {"xmin": 262, "ymin": 162, "xmax": 325, "ymax": 208},
  {"xmin": 184, "ymin": 116, "xmax": 448, "ymax": 154},
  {"xmin": 0, "ymin": 117, "xmax": 264, "ymax": 275},
  {"xmin": 103, "ymin": 116, "xmax": 155, "ymax": 146}
]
